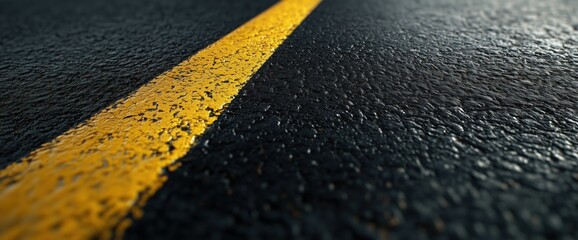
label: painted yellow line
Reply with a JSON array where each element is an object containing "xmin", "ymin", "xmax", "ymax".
[{"xmin": 0, "ymin": 0, "xmax": 321, "ymax": 239}]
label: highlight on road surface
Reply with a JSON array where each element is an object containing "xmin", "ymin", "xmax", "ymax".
[{"xmin": 0, "ymin": 0, "xmax": 321, "ymax": 239}]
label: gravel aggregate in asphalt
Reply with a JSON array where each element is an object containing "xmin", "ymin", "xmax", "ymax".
[
  {"xmin": 127, "ymin": 0, "xmax": 578, "ymax": 239},
  {"xmin": 2, "ymin": 0, "xmax": 578, "ymax": 239}
]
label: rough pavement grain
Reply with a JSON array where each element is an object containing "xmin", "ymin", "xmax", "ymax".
[
  {"xmin": 2, "ymin": 0, "xmax": 578, "ymax": 239},
  {"xmin": 0, "ymin": 0, "xmax": 275, "ymax": 167},
  {"xmin": 126, "ymin": 0, "xmax": 578, "ymax": 239}
]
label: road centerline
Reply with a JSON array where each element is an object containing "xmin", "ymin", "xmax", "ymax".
[{"xmin": 0, "ymin": 0, "xmax": 321, "ymax": 239}]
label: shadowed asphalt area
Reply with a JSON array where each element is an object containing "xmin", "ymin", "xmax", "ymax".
[
  {"xmin": 2, "ymin": 0, "xmax": 578, "ymax": 239},
  {"xmin": 0, "ymin": 0, "xmax": 276, "ymax": 167}
]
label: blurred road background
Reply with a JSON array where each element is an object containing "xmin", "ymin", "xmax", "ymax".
[{"xmin": 2, "ymin": 0, "xmax": 578, "ymax": 239}]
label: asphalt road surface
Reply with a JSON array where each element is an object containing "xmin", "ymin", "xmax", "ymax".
[{"xmin": 2, "ymin": 0, "xmax": 578, "ymax": 239}]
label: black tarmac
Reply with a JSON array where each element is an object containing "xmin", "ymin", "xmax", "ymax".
[
  {"xmin": 3, "ymin": 0, "xmax": 578, "ymax": 239},
  {"xmin": 0, "ymin": 0, "xmax": 275, "ymax": 166}
]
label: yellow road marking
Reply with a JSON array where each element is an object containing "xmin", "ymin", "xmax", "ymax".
[{"xmin": 0, "ymin": 0, "xmax": 321, "ymax": 239}]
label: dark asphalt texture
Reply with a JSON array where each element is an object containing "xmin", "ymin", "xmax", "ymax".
[
  {"xmin": 0, "ymin": 0, "xmax": 275, "ymax": 167},
  {"xmin": 3, "ymin": 0, "xmax": 578, "ymax": 239}
]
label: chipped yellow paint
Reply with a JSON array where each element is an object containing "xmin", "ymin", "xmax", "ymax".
[{"xmin": 0, "ymin": 0, "xmax": 321, "ymax": 239}]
